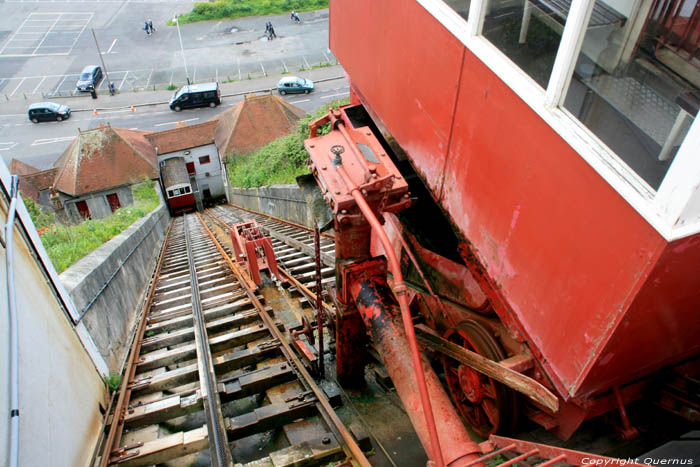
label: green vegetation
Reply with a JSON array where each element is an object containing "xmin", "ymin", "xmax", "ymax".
[
  {"xmin": 227, "ymin": 98, "xmax": 348, "ymax": 188},
  {"xmin": 103, "ymin": 373, "xmax": 122, "ymax": 393},
  {"xmin": 167, "ymin": 84, "xmax": 178, "ymax": 91},
  {"xmin": 27, "ymin": 180, "xmax": 160, "ymax": 273},
  {"xmin": 170, "ymin": 0, "xmax": 328, "ymax": 25}
]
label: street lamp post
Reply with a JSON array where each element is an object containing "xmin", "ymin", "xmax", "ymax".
[
  {"xmin": 173, "ymin": 15, "xmax": 190, "ymax": 85},
  {"xmin": 91, "ymin": 28, "xmax": 115, "ymax": 95}
]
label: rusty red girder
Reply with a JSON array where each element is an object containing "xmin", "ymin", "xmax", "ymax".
[
  {"xmin": 229, "ymin": 220, "xmax": 282, "ymax": 285},
  {"xmin": 304, "ymin": 105, "xmax": 484, "ymax": 467}
]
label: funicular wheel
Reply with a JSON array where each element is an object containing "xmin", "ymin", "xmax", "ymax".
[{"xmin": 442, "ymin": 319, "xmax": 519, "ymax": 437}]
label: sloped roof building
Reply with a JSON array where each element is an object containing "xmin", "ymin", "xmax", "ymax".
[{"xmin": 210, "ymin": 94, "xmax": 307, "ymax": 157}]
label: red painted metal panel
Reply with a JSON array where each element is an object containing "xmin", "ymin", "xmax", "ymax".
[
  {"xmin": 330, "ymin": 0, "xmax": 700, "ymax": 400},
  {"xmin": 443, "ymin": 49, "xmax": 666, "ymax": 397},
  {"xmin": 168, "ymin": 193, "xmax": 194, "ymax": 210},
  {"xmin": 330, "ymin": 0, "xmax": 465, "ymax": 192},
  {"xmin": 580, "ymin": 234, "xmax": 700, "ymax": 395}
]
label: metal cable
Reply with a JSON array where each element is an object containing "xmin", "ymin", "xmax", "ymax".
[{"xmin": 5, "ymin": 175, "xmax": 20, "ymax": 467}]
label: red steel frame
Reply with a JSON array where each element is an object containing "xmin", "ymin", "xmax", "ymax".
[{"xmin": 229, "ymin": 220, "xmax": 281, "ymax": 285}]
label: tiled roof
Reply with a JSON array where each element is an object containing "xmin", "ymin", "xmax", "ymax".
[
  {"xmin": 145, "ymin": 120, "xmax": 218, "ymax": 155},
  {"xmin": 9, "ymin": 159, "xmax": 39, "ymax": 176},
  {"xmin": 18, "ymin": 168, "xmax": 59, "ymax": 202},
  {"xmin": 53, "ymin": 125, "xmax": 158, "ymax": 196},
  {"xmin": 210, "ymin": 94, "xmax": 307, "ymax": 157}
]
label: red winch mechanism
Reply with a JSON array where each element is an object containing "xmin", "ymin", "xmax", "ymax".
[
  {"xmin": 229, "ymin": 220, "xmax": 283, "ymax": 285},
  {"xmin": 304, "ymin": 106, "xmax": 483, "ymax": 467}
]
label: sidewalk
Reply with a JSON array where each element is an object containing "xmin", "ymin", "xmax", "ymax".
[{"xmin": 0, "ymin": 64, "xmax": 346, "ymax": 116}]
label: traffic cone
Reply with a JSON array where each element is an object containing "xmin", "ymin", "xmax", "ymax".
[
  {"xmin": 93, "ymin": 108, "xmax": 98, "ymax": 115},
  {"xmin": 130, "ymin": 105, "xmax": 135, "ymax": 112}
]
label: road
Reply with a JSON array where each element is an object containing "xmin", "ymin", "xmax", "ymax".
[
  {"xmin": 0, "ymin": 77, "xmax": 349, "ymax": 170},
  {"xmin": 0, "ymin": 2, "xmax": 334, "ymax": 98},
  {"xmin": 0, "ymin": 0, "xmax": 347, "ymax": 170}
]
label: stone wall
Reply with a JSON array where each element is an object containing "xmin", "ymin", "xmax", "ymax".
[
  {"xmin": 228, "ymin": 184, "xmax": 312, "ymax": 227},
  {"xmin": 59, "ymin": 204, "xmax": 169, "ymax": 373}
]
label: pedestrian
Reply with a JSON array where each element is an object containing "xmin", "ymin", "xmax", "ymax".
[
  {"xmin": 268, "ymin": 22, "xmax": 276, "ymax": 39},
  {"xmin": 144, "ymin": 21, "xmax": 150, "ymax": 36},
  {"xmin": 148, "ymin": 20, "xmax": 155, "ymax": 34},
  {"xmin": 108, "ymin": 82, "xmax": 115, "ymax": 96}
]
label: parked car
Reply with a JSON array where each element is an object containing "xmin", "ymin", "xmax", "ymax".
[
  {"xmin": 28, "ymin": 102, "xmax": 71, "ymax": 123},
  {"xmin": 169, "ymin": 82, "xmax": 221, "ymax": 111},
  {"xmin": 76, "ymin": 65, "xmax": 103, "ymax": 92},
  {"xmin": 277, "ymin": 76, "xmax": 314, "ymax": 95}
]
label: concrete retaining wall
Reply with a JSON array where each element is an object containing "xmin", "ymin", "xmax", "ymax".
[
  {"xmin": 229, "ymin": 184, "xmax": 312, "ymax": 227},
  {"xmin": 60, "ymin": 203, "xmax": 170, "ymax": 373}
]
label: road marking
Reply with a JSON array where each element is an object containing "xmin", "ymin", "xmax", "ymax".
[
  {"xmin": 0, "ymin": 14, "xmax": 37, "ymax": 55},
  {"xmin": 106, "ymin": 38, "xmax": 117, "ymax": 53},
  {"xmin": 154, "ymin": 117, "xmax": 199, "ymax": 127},
  {"xmin": 33, "ymin": 15, "xmax": 63, "ymax": 54},
  {"xmin": 31, "ymin": 76, "xmax": 47, "ymax": 94},
  {"xmin": 31, "ymin": 136, "xmax": 74, "ymax": 146},
  {"xmin": 51, "ymin": 74, "xmax": 69, "ymax": 95},
  {"xmin": 65, "ymin": 13, "xmax": 93, "ymax": 55},
  {"xmin": 282, "ymin": 59, "xmax": 288, "ymax": 73},
  {"xmin": 0, "ymin": 142, "xmax": 19, "ymax": 151},
  {"xmin": 118, "ymin": 70, "xmax": 129, "ymax": 91},
  {"xmin": 303, "ymin": 55, "xmax": 311, "ymax": 70},
  {"xmin": 290, "ymin": 98, "xmax": 310, "ymax": 104},
  {"xmin": 9, "ymin": 78, "xmax": 27, "ymax": 96},
  {"xmin": 260, "ymin": 62, "xmax": 265, "ymax": 76},
  {"xmin": 145, "ymin": 69, "xmax": 153, "ymax": 89},
  {"xmin": 320, "ymin": 92, "xmax": 349, "ymax": 99}
]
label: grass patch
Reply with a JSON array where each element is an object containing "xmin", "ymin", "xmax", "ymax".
[
  {"xmin": 103, "ymin": 373, "xmax": 122, "ymax": 393},
  {"xmin": 167, "ymin": 84, "xmax": 178, "ymax": 90},
  {"xmin": 227, "ymin": 98, "xmax": 348, "ymax": 188},
  {"xmin": 28, "ymin": 179, "xmax": 160, "ymax": 273},
  {"xmin": 170, "ymin": 0, "xmax": 328, "ymax": 25}
]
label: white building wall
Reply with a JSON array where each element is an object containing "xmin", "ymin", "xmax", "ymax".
[
  {"xmin": 158, "ymin": 143, "xmax": 226, "ymax": 199},
  {"xmin": 0, "ymin": 164, "xmax": 107, "ymax": 467}
]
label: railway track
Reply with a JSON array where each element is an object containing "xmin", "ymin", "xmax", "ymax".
[{"xmin": 97, "ymin": 212, "xmax": 370, "ymax": 467}]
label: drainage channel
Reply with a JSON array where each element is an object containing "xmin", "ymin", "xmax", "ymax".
[{"xmin": 97, "ymin": 213, "xmax": 369, "ymax": 467}]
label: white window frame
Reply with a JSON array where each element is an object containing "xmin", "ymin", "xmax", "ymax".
[{"xmin": 417, "ymin": 0, "xmax": 700, "ymax": 241}]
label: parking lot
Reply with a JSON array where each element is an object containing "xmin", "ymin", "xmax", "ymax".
[
  {"xmin": 0, "ymin": 12, "xmax": 93, "ymax": 57},
  {"xmin": 0, "ymin": 51, "xmax": 337, "ymax": 98}
]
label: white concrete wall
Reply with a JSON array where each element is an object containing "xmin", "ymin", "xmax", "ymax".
[{"xmin": 0, "ymin": 164, "xmax": 107, "ymax": 467}]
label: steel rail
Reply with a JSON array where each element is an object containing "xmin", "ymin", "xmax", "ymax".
[
  {"xmin": 225, "ymin": 203, "xmax": 335, "ymax": 240},
  {"xmin": 99, "ymin": 218, "xmax": 174, "ymax": 467},
  {"xmin": 183, "ymin": 214, "xmax": 233, "ymax": 467},
  {"xmin": 195, "ymin": 212, "xmax": 371, "ymax": 467},
  {"xmin": 204, "ymin": 209, "xmax": 337, "ymax": 320}
]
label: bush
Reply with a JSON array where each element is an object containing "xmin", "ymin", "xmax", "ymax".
[
  {"xmin": 174, "ymin": 0, "xmax": 328, "ymax": 24},
  {"xmin": 227, "ymin": 98, "xmax": 347, "ymax": 188}
]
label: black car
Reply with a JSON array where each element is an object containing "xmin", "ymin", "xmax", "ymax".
[
  {"xmin": 28, "ymin": 102, "xmax": 71, "ymax": 123},
  {"xmin": 169, "ymin": 82, "xmax": 221, "ymax": 111},
  {"xmin": 76, "ymin": 65, "xmax": 103, "ymax": 92}
]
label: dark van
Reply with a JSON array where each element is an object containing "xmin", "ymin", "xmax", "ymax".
[
  {"xmin": 169, "ymin": 82, "xmax": 221, "ymax": 112},
  {"xmin": 76, "ymin": 65, "xmax": 103, "ymax": 92},
  {"xmin": 28, "ymin": 102, "xmax": 71, "ymax": 123}
]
